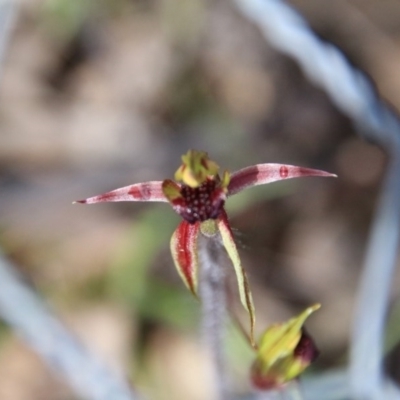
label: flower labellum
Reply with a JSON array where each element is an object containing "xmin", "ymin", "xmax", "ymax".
[{"xmin": 251, "ymin": 304, "xmax": 320, "ymax": 390}]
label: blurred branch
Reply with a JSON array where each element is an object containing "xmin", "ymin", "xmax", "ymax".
[
  {"xmin": 350, "ymin": 152, "xmax": 400, "ymax": 399},
  {"xmin": 0, "ymin": 2, "xmax": 139, "ymax": 399},
  {"xmin": 231, "ymin": 0, "xmax": 400, "ymax": 399},
  {"xmin": 0, "ymin": 253, "xmax": 139, "ymax": 400},
  {"xmin": 233, "ymin": 0, "xmax": 400, "ymax": 148},
  {"xmin": 301, "ymin": 369, "xmax": 400, "ymax": 400},
  {"xmin": 241, "ymin": 369, "xmax": 400, "ymax": 400}
]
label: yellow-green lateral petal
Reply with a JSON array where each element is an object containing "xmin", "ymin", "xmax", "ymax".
[
  {"xmin": 162, "ymin": 179, "xmax": 182, "ymax": 202},
  {"xmin": 217, "ymin": 211, "xmax": 256, "ymax": 347},
  {"xmin": 220, "ymin": 170, "xmax": 231, "ymax": 191},
  {"xmin": 170, "ymin": 221, "xmax": 200, "ymax": 296}
]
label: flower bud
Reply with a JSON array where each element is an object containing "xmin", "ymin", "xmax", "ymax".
[{"xmin": 251, "ymin": 304, "xmax": 320, "ymax": 390}]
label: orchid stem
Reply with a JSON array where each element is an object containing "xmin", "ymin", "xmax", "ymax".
[{"xmin": 199, "ymin": 235, "xmax": 231, "ymax": 400}]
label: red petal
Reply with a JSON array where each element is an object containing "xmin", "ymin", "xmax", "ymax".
[
  {"xmin": 228, "ymin": 164, "xmax": 337, "ymax": 196},
  {"xmin": 217, "ymin": 210, "xmax": 256, "ymax": 347},
  {"xmin": 170, "ymin": 221, "xmax": 200, "ymax": 296},
  {"xmin": 75, "ymin": 181, "xmax": 168, "ymax": 204}
]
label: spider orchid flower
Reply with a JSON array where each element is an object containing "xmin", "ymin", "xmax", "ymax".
[
  {"xmin": 251, "ymin": 304, "xmax": 320, "ymax": 390},
  {"xmin": 75, "ymin": 150, "xmax": 335, "ymax": 345}
]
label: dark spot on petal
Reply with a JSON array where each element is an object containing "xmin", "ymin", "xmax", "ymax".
[
  {"xmin": 279, "ymin": 165, "xmax": 289, "ymax": 178},
  {"xmin": 128, "ymin": 186, "xmax": 142, "ymax": 199}
]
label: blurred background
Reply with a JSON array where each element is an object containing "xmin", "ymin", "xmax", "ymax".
[{"xmin": 0, "ymin": 0, "xmax": 399, "ymax": 398}]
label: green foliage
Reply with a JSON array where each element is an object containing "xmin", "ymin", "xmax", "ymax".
[{"xmin": 108, "ymin": 208, "xmax": 199, "ymax": 330}]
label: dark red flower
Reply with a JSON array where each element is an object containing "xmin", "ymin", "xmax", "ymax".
[{"xmin": 76, "ymin": 150, "xmax": 335, "ymax": 344}]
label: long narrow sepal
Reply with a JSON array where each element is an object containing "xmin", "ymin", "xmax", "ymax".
[
  {"xmin": 217, "ymin": 210, "xmax": 256, "ymax": 347},
  {"xmin": 170, "ymin": 220, "xmax": 200, "ymax": 296},
  {"xmin": 74, "ymin": 181, "xmax": 168, "ymax": 204},
  {"xmin": 228, "ymin": 164, "xmax": 337, "ymax": 196}
]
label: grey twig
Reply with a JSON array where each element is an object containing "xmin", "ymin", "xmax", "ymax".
[
  {"xmin": 199, "ymin": 235, "xmax": 231, "ymax": 400},
  {"xmin": 0, "ymin": 2, "xmax": 139, "ymax": 399},
  {"xmin": 300, "ymin": 368, "xmax": 400, "ymax": 400},
  {"xmin": 233, "ymin": 0, "xmax": 400, "ymax": 147},
  {"xmin": 0, "ymin": 253, "xmax": 139, "ymax": 400},
  {"xmin": 349, "ymin": 150, "xmax": 400, "ymax": 400}
]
